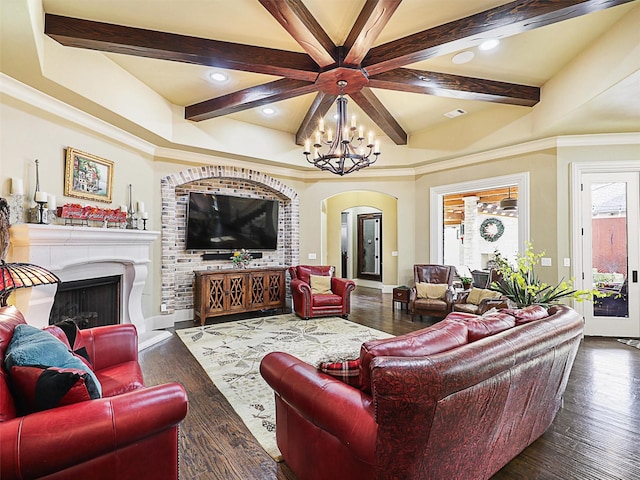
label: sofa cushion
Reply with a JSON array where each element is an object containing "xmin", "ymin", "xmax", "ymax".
[
  {"xmin": 447, "ymin": 311, "xmax": 516, "ymax": 342},
  {"xmin": 312, "ymin": 294, "xmax": 343, "ymax": 307},
  {"xmin": 416, "ymin": 282, "xmax": 448, "ymax": 299},
  {"xmin": 5, "ymin": 324, "xmax": 102, "ymax": 398},
  {"xmin": 318, "ymin": 358, "xmax": 361, "ymax": 388},
  {"xmin": 43, "ymin": 319, "xmax": 93, "ymax": 369},
  {"xmin": 310, "ymin": 274, "xmax": 332, "ymax": 294},
  {"xmin": 501, "ymin": 305, "xmax": 549, "ymax": 324},
  {"xmin": 359, "ymin": 320, "xmax": 468, "ymax": 393},
  {"xmin": 10, "ymin": 365, "xmax": 100, "ymax": 414}
]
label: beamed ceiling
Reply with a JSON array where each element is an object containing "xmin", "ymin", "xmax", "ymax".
[{"xmin": 3, "ymin": 0, "xmax": 639, "ymax": 171}]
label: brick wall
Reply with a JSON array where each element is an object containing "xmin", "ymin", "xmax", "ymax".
[{"xmin": 160, "ymin": 166, "xmax": 299, "ymax": 314}]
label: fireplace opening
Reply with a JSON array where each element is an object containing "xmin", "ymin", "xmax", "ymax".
[{"xmin": 49, "ymin": 275, "xmax": 122, "ymax": 329}]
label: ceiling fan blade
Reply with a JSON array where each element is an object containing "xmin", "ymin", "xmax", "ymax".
[
  {"xmin": 259, "ymin": 0, "xmax": 336, "ymax": 68},
  {"xmin": 45, "ymin": 14, "xmax": 318, "ymax": 81},
  {"xmin": 342, "ymin": 0, "xmax": 402, "ymax": 66},
  {"xmin": 369, "ymin": 68, "xmax": 540, "ymax": 107},
  {"xmin": 363, "ymin": 0, "xmax": 637, "ymax": 75},
  {"xmin": 295, "ymin": 92, "xmax": 337, "ymax": 146},
  {"xmin": 185, "ymin": 78, "xmax": 317, "ymax": 122},
  {"xmin": 349, "ymin": 88, "xmax": 407, "ymax": 145}
]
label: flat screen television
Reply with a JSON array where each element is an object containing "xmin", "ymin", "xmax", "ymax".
[{"xmin": 185, "ymin": 192, "xmax": 279, "ymax": 250}]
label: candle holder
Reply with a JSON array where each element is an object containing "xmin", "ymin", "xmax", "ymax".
[
  {"xmin": 36, "ymin": 200, "xmax": 47, "ymax": 224},
  {"xmin": 8, "ymin": 194, "xmax": 23, "ymax": 225},
  {"xmin": 126, "ymin": 184, "xmax": 136, "ymax": 229},
  {"xmin": 142, "ymin": 218, "xmax": 148, "ymax": 230}
]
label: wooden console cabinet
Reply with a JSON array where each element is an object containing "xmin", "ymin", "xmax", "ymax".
[{"xmin": 194, "ymin": 267, "xmax": 287, "ymax": 326}]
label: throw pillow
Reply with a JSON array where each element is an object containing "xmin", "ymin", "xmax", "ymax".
[
  {"xmin": 310, "ymin": 274, "xmax": 332, "ymax": 294},
  {"xmin": 5, "ymin": 324, "xmax": 102, "ymax": 400},
  {"xmin": 10, "ymin": 365, "xmax": 100, "ymax": 414},
  {"xmin": 416, "ymin": 282, "xmax": 448, "ymax": 299},
  {"xmin": 467, "ymin": 288, "xmax": 501, "ymax": 305},
  {"xmin": 43, "ymin": 319, "xmax": 93, "ymax": 369},
  {"xmin": 318, "ymin": 358, "xmax": 361, "ymax": 388}
]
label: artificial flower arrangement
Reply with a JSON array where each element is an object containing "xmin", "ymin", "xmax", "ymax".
[
  {"xmin": 490, "ymin": 242, "xmax": 605, "ymax": 308},
  {"xmin": 231, "ymin": 249, "xmax": 253, "ymax": 268}
]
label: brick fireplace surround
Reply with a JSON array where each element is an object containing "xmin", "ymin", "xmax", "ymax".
[{"xmin": 9, "ymin": 224, "xmax": 170, "ymax": 349}]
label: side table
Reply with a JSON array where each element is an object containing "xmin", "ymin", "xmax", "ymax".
[{"xmin": 392, "ymin": 287, "xmax": 410, "ymax": 311}]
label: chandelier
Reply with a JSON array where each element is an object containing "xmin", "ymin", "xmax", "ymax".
[{"xmin": 303, "ymin": 80, "xmax": 380, "ymax": 176}]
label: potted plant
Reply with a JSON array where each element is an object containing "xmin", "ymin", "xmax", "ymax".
[
  {"xmin": 490, "ymin": 243, "xmax": 605, "ymax": 308},
  {"xmin": 460, "ymin": 276, "xmax": 473, "ymax": 290},
  {"xmin": 231, "ymin": 249, "xmax": 253, "ymax": 269}
]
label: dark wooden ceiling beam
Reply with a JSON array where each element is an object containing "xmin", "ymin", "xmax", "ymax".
[
  {"xmin": 349, "ymin": 88, "xmax": 407, "ymax": 145},
  {"xmin": 185, "ymin": 78, "xmax": 317, "ymax": 122},
  {"xmin": 342, "ymin": 0, "xmax": 403, "ymax": 66},
  {"xmin": 369, "ymin": 68, "xmax": 540, "ymax": 106},
  {"xmin": 295, "ymin": 92, "xmax": 337, "ymax": 146},
  {"xmin": 363, "ymin": 0, "xmax": 637, "ymax": 75},
  {"xmin": 258, "ymin": 0, "xmax": 336, "ymax": 68},
  {"xmin": 45, "ymin": 13, "xmax": 319, "ymax": 81}
]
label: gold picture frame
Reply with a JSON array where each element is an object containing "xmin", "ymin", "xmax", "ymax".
[{"xmin": 64, "ymin": 147, "xmax": 114, "ymax": 203}]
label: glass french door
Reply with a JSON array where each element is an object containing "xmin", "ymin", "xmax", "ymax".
[{"xmin": 581, "ymin": 172, "xmax": 639, "ymax": 337}]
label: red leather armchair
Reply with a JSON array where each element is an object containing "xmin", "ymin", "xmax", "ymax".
[
  {"xmin": 289, "ymin": 265, "xmax": 356, "ymax": 319},
  {"xmin": 261, "ymin": 305, "xmax": 584, "ymax": 480},
  {"xmin": 410, "ymin": 264, "xmax": 456, "ymax": 319},
  {"xmin": 0, "ymin": 306, "xmax": 188, "ymax": 480}
]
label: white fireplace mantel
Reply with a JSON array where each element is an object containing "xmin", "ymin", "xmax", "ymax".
[{"xmin": 9, "ymin": 224, "xmax": 168, "ymax": 349}]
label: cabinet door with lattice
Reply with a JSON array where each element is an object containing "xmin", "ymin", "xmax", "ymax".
[
  {"xmin": 263, "ymin": 270, "xmax": 285, "ymax": 310},
  {"xmin": 225, "ymin": 272, "xmax": 248, "ymax": 313}
]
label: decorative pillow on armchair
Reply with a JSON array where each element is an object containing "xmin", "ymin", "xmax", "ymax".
[
  {"xmin": 318, "ymin": 358, "xmax": 361, "ymax": 388},
  {"xmin": 467, "ymin": 288, "xmax": 501, "ymax": 305},
  {"xmin": 44, "ymin": 319, "xmax": 93, "ymax": 369},
  {"xmin": 310, "ymin": 274, "xmax": 332, "ymax": 294},
  {"xmin": 5, "ymin": 324, "xmax": 102, "ymax": 413},
  {"xmin": 416, "ymin": 282, "xmax": 448, "ymax": 299},
  {"xmin": 10, "ymin": 365, "xmax": 100, "ymax": 414}
]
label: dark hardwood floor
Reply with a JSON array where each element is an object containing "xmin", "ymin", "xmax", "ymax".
[{"xmin": 139, "ymin": 287, "xmax": 640, "ymax": 480}]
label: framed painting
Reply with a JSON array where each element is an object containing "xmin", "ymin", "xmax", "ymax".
[{"xmin": 64, "ymin": 147, "xmax": 114, "ymax": 203}]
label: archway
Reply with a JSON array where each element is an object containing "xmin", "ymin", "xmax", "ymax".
[{"xmin": 323, "ymin": 191, "xmax": 398, "ymax": 290}]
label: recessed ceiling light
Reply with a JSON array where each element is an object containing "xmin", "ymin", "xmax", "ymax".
[
  {"xmin": 479, "ymin": 39, "xmax": 500, "ymax": 51},
  {"xmin": 261, "ymin": 107, "xmax": 276, "ymax": 116},
  {"xmin": 209, "ymin": 72, "xmax": 228, "ymax": 82},
  {"xmin": 444, "ymin": 108, "xmax": 467, "ymax": 119},
  {"xmin": 452, "ymin": 51, "xmax": 474, "ymax": 64}
]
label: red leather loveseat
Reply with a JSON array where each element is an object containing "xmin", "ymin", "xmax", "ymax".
[
  {"xmin": 261, "ymin": 305, "xmax": 583, "ymax": 480},
  {"xmin": 0, "ymin": 305, "xmax": 188, "ymax": 480},
  {"xmin": 289, "ymin": 265, "xmax": 356, "ymax": 319}
]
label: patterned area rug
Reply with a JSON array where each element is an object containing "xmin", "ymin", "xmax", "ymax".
[
  {"xmin": 617, "ymin": 338, "xmax": 640, "ymax": 349},
  {"xmin": 176, "ymin": 314, "xmax": 392, "ymax": 460}
]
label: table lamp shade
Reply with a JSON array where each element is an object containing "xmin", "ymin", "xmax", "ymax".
[{"xmin": 0, "ymin": 261, "xmax": 60, "ymax": 306}]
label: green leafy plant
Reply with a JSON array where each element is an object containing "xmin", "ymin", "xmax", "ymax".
[
  {"xmin": 460, "ymin": 276, "xmax": 473, "ymax": 288},
  {"xmin": 491, "ymin": 243, "xmax": 605, "ymax": 308}
]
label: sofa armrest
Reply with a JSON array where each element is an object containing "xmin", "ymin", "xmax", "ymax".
[
  {"xmin": 260, "ymin": 352, "xmax": 377, "ymax": 462},
  {"xmin": 80, "ymin": 324, "xmax": 138, "ymax": 371},
  {"xmin": 0, "ymin": 382, "xmax": 188, "ymax": 479}
]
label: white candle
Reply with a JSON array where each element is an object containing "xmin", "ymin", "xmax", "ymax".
[
  {"xmin": 141, "ymin": 212, "xmax": 149, "ymax": 220},
  {"xmin": 137, "ymin": 201, "xmax": 144, "ymax": 213},
  {"xmin": 318, "ymin": 117, "xmax": 324, "ymax": 133},
  {"xmin": 368, "ymin": 131, "xmax": 374, "ymax": 146},
  {"xmin": 304, "ymin": 139, "xmax": 310, "ymax": 153},
  {"xmin": 327, "ymin": 128, "xmax": 333, "ymax": 142},
  {"xmin": 35, "ymin": 191, "xmax": 47, "ymax": 203},
  {"xmin": 315, "ymin": 131, "xmax": 321, "ymax": 145},
  {"xmin": 358, "ymin": 126, "xmax": 364, "ymax": 139},
  {"xmin": 11, "ymin": 177, "xmax": 24, "ymax": 195},
  {"xmin": 120, "ymin": 204, "xmax": 128, "ymax": 212},
  {"xmin": 374, "ymin": 140, "xmax": 380, "ymax": 153},
  {"xmin": 351, "ymin": 115, "xmax": 357, "ymax": 128},
  {"xmin": 47, "ymin": 194, "xmax": 56, "ymax": 210}
]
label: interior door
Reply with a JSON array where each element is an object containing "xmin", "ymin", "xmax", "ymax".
[
  {"xmin": 581, "ymin": 172, "xmax": 640, "ymax": 337},
  {"xmin": 357, "ymin": 213, "xmax": 382, "ymax": 281}
]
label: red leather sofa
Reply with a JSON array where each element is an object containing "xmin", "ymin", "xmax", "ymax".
[
  {"xmin": 261, "ymin": 305, "xmax": 583, "ymax": 480},
  {"xmin": 0, "ymin": 305, "xmax": 188, "ymax": 480},
  {"xmin": 289, "ymin": 265, "xmax": 356, "ymax": 319}
]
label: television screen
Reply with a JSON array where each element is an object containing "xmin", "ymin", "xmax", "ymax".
[{"xmin": 186, "ymin": 192, "xmax": 279, "ymax": 250}]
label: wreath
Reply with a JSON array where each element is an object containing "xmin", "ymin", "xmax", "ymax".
[{"xmin": 479, "ymin": 217, "xmax": 504, "ymax": 242}]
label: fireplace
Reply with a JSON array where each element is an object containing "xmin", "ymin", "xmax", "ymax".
[
  {"xmin": 50, "ymin": 275, "xmax": 122, "ymax": 328},
  {"xmin": 8, "ymin": 224, "xmax": 170, "ymax": 349}
]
